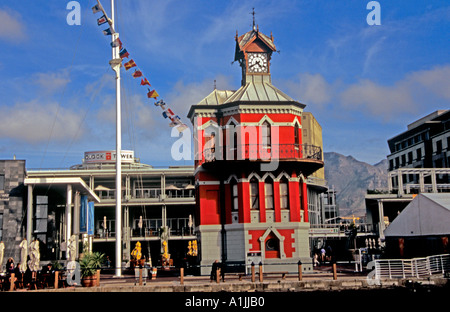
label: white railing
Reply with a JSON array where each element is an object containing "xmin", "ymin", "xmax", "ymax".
[{"xmin": 373, "ymin": 254, "xmax": 450, "ymax": 279}]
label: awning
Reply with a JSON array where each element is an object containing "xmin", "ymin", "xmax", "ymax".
[{"xmin": 24, "ymin": 177, "xmax": 101, "ymax": 203}]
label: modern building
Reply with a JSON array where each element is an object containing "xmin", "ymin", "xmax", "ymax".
[
  {"xmin": 187, "ymin": 25, "xmax": 324, "ymax": 274},
  {"xmin": 22, "ymin": 151, "xmax": 196, "ymax": 269},
  {"xmin": 366, "ymin": 110, "xmax": 450, "ymax": 243},
  {"xmin": 387, "ymin": 109, "xmax": 450, "ymax": 192}
]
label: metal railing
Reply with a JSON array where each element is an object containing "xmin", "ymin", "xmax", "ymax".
[
  {"xmin": 203, "ymin": 143, "xmax": 322, "ymax": 163},
  {"xmin": 373, "ymin": 254, "xmax": 450, "ymax": 279}
]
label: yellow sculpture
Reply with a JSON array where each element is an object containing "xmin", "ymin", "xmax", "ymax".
[
  {"xmin": 187, "ymin": 240, "xmax": 198, "ymax": 256},
  {"xmin": 131, "ymin": 241, "xmax": 142, "ymax": 260}
]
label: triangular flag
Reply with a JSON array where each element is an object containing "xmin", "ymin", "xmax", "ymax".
[
  {"xmin": 140, "ymin": 78, "xmax": 151, "ymax": 86},
  {"xmin": 119, "ymin": 48, "xmax": 129, "ymax": 59},
  {"xmin": 124, "ymin": 59, "xmax": 137, "ymax": 70},
  {"xmin": 147, "ymin": 89, "xmax": 159, "ymax": 99},
  {"xmin": 97, "ymin": 15, "xmax": 108, "ymax": 25},
  {"xmin": 132, "ymin": 70, "xmax": 143, "ymax": 78},
  {"xmin": 92, "ymin": 4, "xmax": 103, "ymax": 14},
  {"xmin": 102, "ymin": 28, "xmax": 113, "ymax": 36}
]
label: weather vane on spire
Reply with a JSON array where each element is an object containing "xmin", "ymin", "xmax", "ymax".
[{"xmin": 251, "ymin": 8, "xmax": 256, "ymax": 30}]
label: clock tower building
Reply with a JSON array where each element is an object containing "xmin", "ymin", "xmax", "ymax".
[{"xmin": 188, "ymin": 24, "xmax": 323, "ymax": 275}]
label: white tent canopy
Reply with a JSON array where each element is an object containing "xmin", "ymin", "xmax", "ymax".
[{"xmin": 384, "ymin": 193, "xmax": 450, "ymax": 237}]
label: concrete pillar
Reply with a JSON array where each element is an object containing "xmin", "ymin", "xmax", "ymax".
[
  {"xmin": 73, "ymin": 192, "xmax": 80, "ymax": 259},
  {"xmin": 387, "ymin": 172, "xmax": 393, "ymax": 193},
  {"xmin": 26, "ymin": 185, "xmax": 33, "ymax": 244},
  {"xmin": 66, "ymin": 184, "xmax": 72, "ymax": 244},
  {"xmin": 431, "ymin": 169, "xmax": 437, "ymax": 193},
  {"xmin": 378, "ymin": 200, "xmax": 385, "ymax": 239},
  {"xmin": 398, "ymin": 172, "xmax": 404, "ymax": 196},
  {"xmin": 419, "ymin": 172, "xmax": 425, "ymax": 193}
]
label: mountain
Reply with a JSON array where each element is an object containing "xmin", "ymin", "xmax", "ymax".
[{"xmin": 323, "ymin": 152, "xmax": 389, "ymax": 217}]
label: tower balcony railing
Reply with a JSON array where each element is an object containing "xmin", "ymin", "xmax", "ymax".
[{"xmin": 203, "ymin": 143, "xmax": 322, "ymax": 163}]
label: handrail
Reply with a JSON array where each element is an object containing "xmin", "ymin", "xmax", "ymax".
[
  {"xmin": 203, "ymin": 143, "xmax": 322, "ymax": 162},
  {"xmin": 373, "ymin": 254, "xmax": 450, "ymax": 279}
]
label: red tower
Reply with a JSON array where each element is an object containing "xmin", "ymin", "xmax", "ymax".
[{"xmin": 188, "ymin": 25, "xmax": 323, "ymax": 274}]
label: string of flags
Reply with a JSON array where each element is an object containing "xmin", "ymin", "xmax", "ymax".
[{"xmin": 92, "ymin": 1, "xmax": 188, "ymax": 133}]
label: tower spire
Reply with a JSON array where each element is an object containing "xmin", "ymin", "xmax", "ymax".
[{"xmin": 251, "ymin": 8, "xmax": 256, "ymax": 30}]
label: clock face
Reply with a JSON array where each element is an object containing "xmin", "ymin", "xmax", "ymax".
[{"xmin": 248, "ymin": 53, "xmax": 268, "ymax": 73}]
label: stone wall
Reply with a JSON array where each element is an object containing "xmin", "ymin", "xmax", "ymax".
[{"xmin": 0, "ymin": 160, "xmax": 26, "ymax": 267}]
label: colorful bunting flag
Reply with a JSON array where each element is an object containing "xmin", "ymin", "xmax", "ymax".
[
  {"xmin": 97, "ymin": 15, "xmax": 108, "ymax": 25},
  {"xmin": 103, "ymin": 28, "xmax": 113, "ymax": 36},
  {"xmin": 140, "ymin": 78, "xmax": 151, "ymax": 86},
  {"xmin": 147, "ymin": 89, "xmax": 159, "ymax": 99},
  {"xmin": 119, "ymin": 48, "xmax": 129, "ymax": 59},
  {"xmin": 124, "ymin": 59, "xmax": 137, "ymax": 70},
  {"xmin": 132, "ymin": 70, "xmax": 143, "ymax": 78},
  {"xmin": 176, "ymin": 124, "xmax": 189, "ymax": 133},
  {"xmin": 111, "ymin": 38, "xmax": 122, "ymax": 48},
  {"xmin": 92, "ymin": 4, "xmax": 103, "ymax": 14},
  {"xmin": 154, "ymin": 100, "xmax": 166, "ymax": 107},
  {"xmin": 92, "ymin": 2, "xmax": 188, "ymax": 133}
]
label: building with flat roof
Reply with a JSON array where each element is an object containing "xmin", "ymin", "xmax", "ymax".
[
  {"xmin": 21, "ymin": 152, "xmax": 196, "ymax": 269},
  {"xmin": 366, "ymin": 110, "xmax": 450, "ymax": 244}
]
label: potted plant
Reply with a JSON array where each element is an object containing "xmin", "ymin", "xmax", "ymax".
[{"xmin": 80, "ymin": 252, "xmax": 105, "ymax": 287}]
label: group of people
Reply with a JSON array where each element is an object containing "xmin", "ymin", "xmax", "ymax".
[
  {"xmin": 2, "ymin": 256, "xmax": 54, "ymax": 290},
  {"xmin": 313, "ymin": 245, "xmax": 334, "ymax": 266}
]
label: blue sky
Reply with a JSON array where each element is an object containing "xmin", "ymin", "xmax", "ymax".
[{"xmin": 0, "ymin": 0, "xmax": 448, "ymax": 169}]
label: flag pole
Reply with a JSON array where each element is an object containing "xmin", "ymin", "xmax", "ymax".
[{"xmin": 107, "ymin": 0, "xmax": 122, "ymax": 277}]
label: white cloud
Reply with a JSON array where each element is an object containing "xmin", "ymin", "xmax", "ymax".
[
  {"xmin": 166, "ymin": 74, "xmax": 234, "ymax": 118},
  {"xmin": 0, "ymin": 100, "xmax": 85, "ymax": 144},
  {"xmin": 32, "ymin": 70, "xmax": 71, "ymax": 95},
  {"xmin": 0, "ymin": 9, "xmax": 27, "ymax": 43},
  {"xmin": 340, "ymin": 64, "xmax": 450, "ymax": 120},
  {"xmin": 285, "ymin": 73, "xmax": 333, "ymax": 109}
]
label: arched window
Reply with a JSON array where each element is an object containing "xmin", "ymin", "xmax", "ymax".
[
  {"xmin": 225, "ymin": 121, "xmax": 238, "ymax": 160},
  {"xmin": 265, "ymin": 233, "xmax": 280, "ymax": 258},
  {"xmin": 261, "ymin": 121, "xmax": 271, "ymax": 148},
  {"xmin": 279, "ymin": 178, "xmax": 289, "ymax": 209},
  {"xmin": 294, "ymin": 123, "xmax": 300, "ymax": 146},
  {"xmin": 249, "ymin": 178, "xmax": 259, "ymax": 210},
  {"xmin": 231, "ymin": 179, "xmax": 239, "ymax": 211},
  {"xmin": 264, "ymin": 177, "xmax": 274, "ymax": 210},
  {"xmin": 203, "ymin": 126, "xmax": 217, "ymax": 162}
]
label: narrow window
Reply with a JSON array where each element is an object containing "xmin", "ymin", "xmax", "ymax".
[
  {"xmin": 262, "ymin": 121, "xmax": 271, "ymax": 147},
  {"xmin": 294, "ymin": 124, "xmax": 300, "ymax": 146},
  {"xmin": 232, "ymin": 180, "xmax": 239, "ymax": 211},
  {"xmin": 265, "ymin": 178, "xmax": 274, "ymax": 210},
  {"xmin": 280, "ymin": 179, "xmax": 289, "ymax": 209},
  {"xmin": 250, "ymin": 178, "xmax": 259, "ymax": 210}
]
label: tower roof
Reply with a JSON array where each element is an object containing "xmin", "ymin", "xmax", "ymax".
[{"xmin": 223, "ymin": 75, "xmax": 296, "ymax": 103}]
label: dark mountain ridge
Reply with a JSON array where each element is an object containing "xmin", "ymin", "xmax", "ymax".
[{"xmin": 324, "ymin": 152, "xmax": 388, "ymax": 217}]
